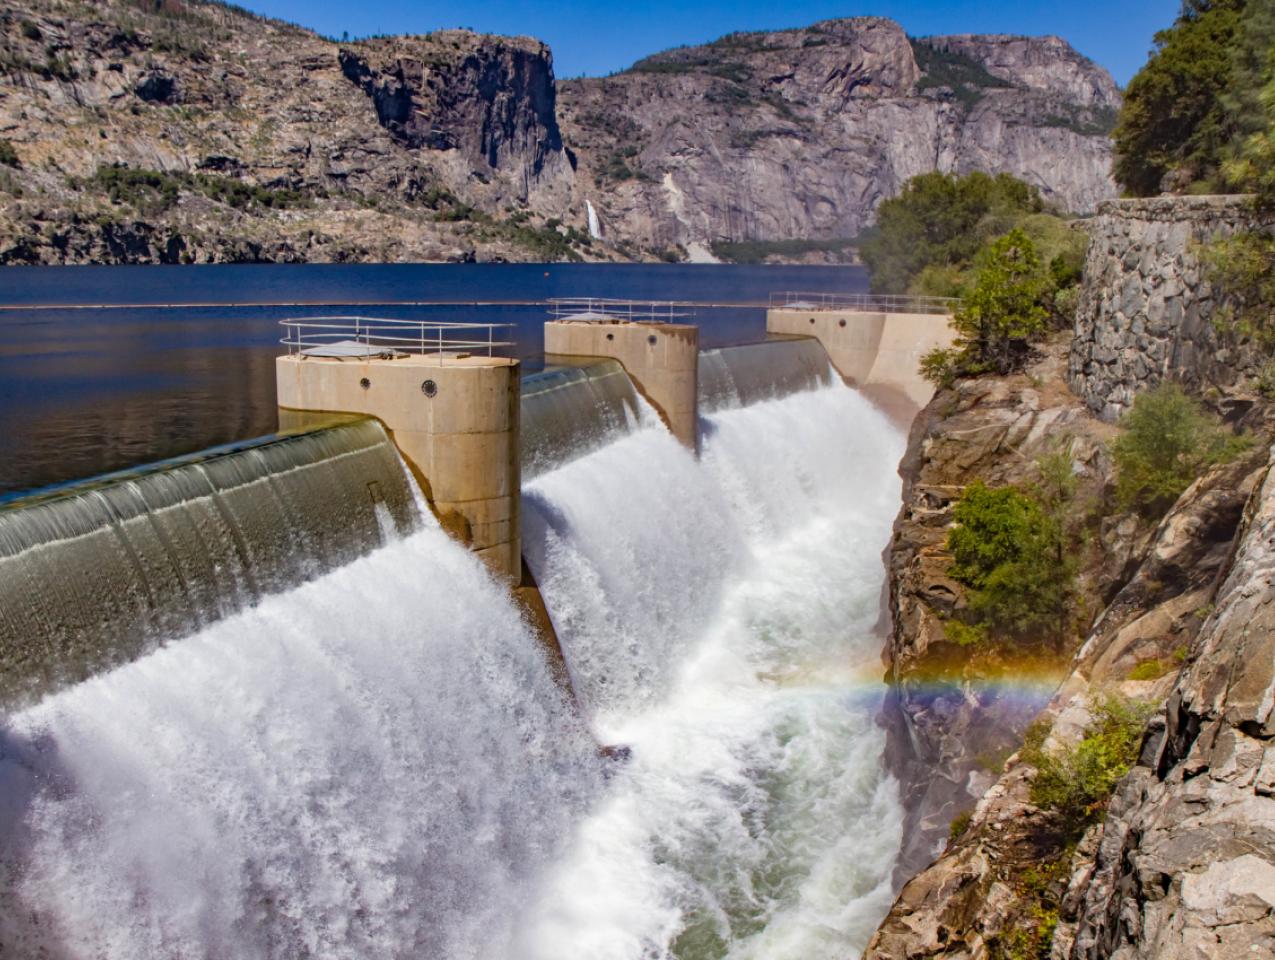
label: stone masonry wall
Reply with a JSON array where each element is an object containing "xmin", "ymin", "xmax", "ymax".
[{"xmin": 1068, "ymin": 195, "xmax": 1268, "ymax": 422}]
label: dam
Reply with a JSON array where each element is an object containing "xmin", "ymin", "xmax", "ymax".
[{"xmin": 0, "ymin": 294, "xmax": 954, "ymax": 959}]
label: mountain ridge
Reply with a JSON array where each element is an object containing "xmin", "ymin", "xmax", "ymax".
[{"xmin": 0, "ymin": 1, "xmax": 1119, "ymax": 264}]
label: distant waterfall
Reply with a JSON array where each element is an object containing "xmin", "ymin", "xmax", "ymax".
[
  {"xmin": 585, "ymin": 200, "xmax": 603, "ymax": 240},
  {"xmin": 518, "ymin": 382, "xmax": 907, "ymax": 958}
]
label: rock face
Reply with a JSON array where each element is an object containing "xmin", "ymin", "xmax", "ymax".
[
  {"xmin": 1069, "ymin": 196, "xmax": 1271, "ymax": 422},
  {"xmin": 870, "ymin": 438, "xmax": 1269, "ymax": 958},
  {"xmin": 0, "ymin": 0, "xmax": 581, "ymax": 264},
  {"xmin": 336, "ymin": 37, "xmax": 564, "ymax": 176},
  {"xmin": 871, "ymin": 194, "xmax": 1275, "ymax": 956},
  {"xmin": 1060, "ymin": 453, "xmax": 1275, "ymax": 959},
  {"xmin": 882, "ymin": 341, "xmax": 1119, "ymax": 884},
  {"xmin": 0, "ymin": 5, "xmax": 1120, "ymax": 265},
  {"xmin": 558, "ymin": 19, "xmax": 1120, "ymax": 255}
]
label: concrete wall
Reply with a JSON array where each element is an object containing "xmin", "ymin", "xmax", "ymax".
[
  {"xmin": 766, "ymin": 308, "xmax": 958, "ymax": 422},
  {"xmin": 543, "ymin": 320, "xmax": 699, "ymax": 448},
  {"xmin": 277, "ymin": 353, "xmax": 522, "ymax": 580},
  {"xmin": 1069, "ymin": 195, "xmax": 1270, "ymax": 421}
]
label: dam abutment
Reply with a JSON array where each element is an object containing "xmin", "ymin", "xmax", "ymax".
[{"xmin": 766, "ymin": 295, "xmax": 958, "ymax": 422}]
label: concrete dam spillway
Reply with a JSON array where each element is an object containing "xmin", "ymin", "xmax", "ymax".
[{"xmin": 0, "ymin": 311, "xmax": 944, "ymax": 958}]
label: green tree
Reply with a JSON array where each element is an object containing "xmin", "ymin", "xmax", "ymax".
[
  {"xmin": 950, "ymin": 228, "xmax": 1050, "ymax": 375},
  {"xmin": 1112, "ymin": 382, "xmax": 1248, "ymax": 515},
  {"xmin": 1222, "ymin": 46, "xmax": 1275, "ymax": 202},
  {"xmin": 1113, "ymin": 0, "xmax": 1246, "ymax": 196},
  {"xmin": 859, "ymin": 171, "xmax": 1042, "ymax": 293},
  {"xmin": 945, "ymin": 454, "xmax": 1079, "ymax": 651}
]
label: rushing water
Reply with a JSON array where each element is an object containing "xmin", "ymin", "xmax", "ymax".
[
  {"xmin": 520, "ymin": 383, "xmax": 906, "ymax": 958},
  {"xmin": 0, "ymin": 513, "xmax": 602, "ymax": 959},
  {"xmin": 0, "ymin": 369, "xmax": 906, "ymax": 958}
]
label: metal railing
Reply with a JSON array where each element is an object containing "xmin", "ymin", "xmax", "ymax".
[
  {"xmin": 547, "ymin": 297, "xmax": 697, "ymax": 323},
  {"xmin": 279, "ymin": 316, "xmax": 513, "ymax": 357},
  {"xmin": 768, "ymin": 292, "xmax": 958, "ymax": 315}
]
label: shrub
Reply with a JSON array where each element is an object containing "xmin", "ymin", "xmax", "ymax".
[
  {"xmin": 1112, "ymin": 383, "xmax": 1249, "ymax": 516},
  {"xmin": 945, "ymin": 444, "xmax": 1080, "ymax": 650},
  {"xmin": 919, "ymin": 346, "xmax": 959, "ymax": 389},
  {"xmin": 1025, "ymin": 695, "xmax": 1153, "ymax": 831},
  {"xmin": 0, "ymin": 139, "xmax": 19, "ymax": 168},
  {"xmin": 1200, "ymin": 230, "xmax": 1275, "ymax": 345},
  {"xmin": 1128, "ymin": 658, "xmax": 1170, "ymax": 681},
  {"xmin": 949, "ymin": 810, "xmax": 973, "ymax": 842}
]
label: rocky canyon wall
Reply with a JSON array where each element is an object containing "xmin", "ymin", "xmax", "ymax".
[{"xmin": 871, "ymin": 197, "xmax": 1275, "ymax": 956}]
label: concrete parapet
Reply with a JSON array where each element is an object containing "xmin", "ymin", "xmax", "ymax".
[
  {"xmin": 766, "ymin": 308, "xmax": 957, "ymax": 422},
  {"xmin": 543, "ymin": 320, "xmax": 699, "ymax": 448},
  {"xmin": 276, "ymin": 352, "xmax": 521, "ymax": 581}
]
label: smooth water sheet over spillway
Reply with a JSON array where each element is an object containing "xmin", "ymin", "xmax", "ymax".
[
  {"xmin": 0, "ymin": 420, "xmax": 415, "ymax": 710},
  {"xmin": 698, "ymin": 337, "xmax": 834, "ymax": 413},
  {"xmin": 521, "ymin": 359, "xmax": 643, "ymax": 478},
  {"xmin": 520, "ymin": 382, "xmax": 907, "ymax": 958}
]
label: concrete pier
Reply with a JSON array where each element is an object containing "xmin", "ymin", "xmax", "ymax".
[
  {"xmin": 766, "ymin": 305, "xmax": 957, "ymax": 422},
  {"xmin": 276, "ymin": 352, "xmax": 522, "ymax": 580},
  {"xmin": 543, "ymin": 320, "xmax": 700, "ymax": 449}
]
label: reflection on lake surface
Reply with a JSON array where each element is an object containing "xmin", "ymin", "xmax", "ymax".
[{"xmin": 0, "ymin": 263, "xmax": 865, "ymax": 497}]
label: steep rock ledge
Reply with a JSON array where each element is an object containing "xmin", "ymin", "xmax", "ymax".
[
  {"xmin": 882, "ymin": 340, "xmax": 1119, "ymax": 882},
  {"xmin": 870, "ymin": 435, "xmax": 1269, "ymax": 957},
  {"xmin": 1060, "ymin": 450, "xmax": 1275, "ymax": 958}
]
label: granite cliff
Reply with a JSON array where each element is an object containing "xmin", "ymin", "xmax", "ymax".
[
  {"xmin": 0, "ymin": 0, "xmax": 582, "ymax": 263},
  {"xmin": 0, "ymin": 3, "xmax": 1119, "ymax": 264},
  {"xmin": 559, "ymin": 19, "xmax": 1120, "ymax": 259},
  {"xmin": 868, "ymin": 196, "xmax": 1275, "ymax": 957}
]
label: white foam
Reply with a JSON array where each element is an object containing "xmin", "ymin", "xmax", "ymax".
[{"xmin": 517, "ymin": 384, "xmax": 907, "ymax": 959}]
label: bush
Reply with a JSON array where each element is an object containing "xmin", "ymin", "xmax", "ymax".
[
  {"xmin": 1128, "ymin": 658, "xmax": 1170, "ymax": 681},
  {"xmin": 0, "ymin": 139, "xmax": 18, "ymax": 168},
  {"xmin": 1201, "ymin": 230, "xmax": 1275, "ymax": 345},
  {"xmin": 949, "ymin": 810, "xmax": 973, "ymax": 842},
  {"xmin": 945, "ymin": 454, "xmax": 1079, "ymax": 650},
  {"xmin": 1112, "ymin": 383, "xmax": 1249, "ymax": 516},
  {"xmin": 1025, "ymin": 695, "xmax": 1153, "ymax": 831}
]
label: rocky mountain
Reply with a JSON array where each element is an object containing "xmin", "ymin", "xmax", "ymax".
[
  {"xmin": 0, "ymin": 0, "xmax": 585, "ymax": 263},
  {"xmin": 0, "ymin": 2, "xmax": 1120, "ymax": 264},
  {"xmin": 559, "ymin": 18, "xmax": 1121, "ymax": 259}
]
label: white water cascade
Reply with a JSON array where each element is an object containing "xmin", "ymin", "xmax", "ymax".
[
  {"xmin": 0, "ymin": 375, "xmax": 908, "ymax": 960},
  {"xmin": 0, "ymin": 514, "xmax": 602, "ymax": 959},
  {"xmin": 518, "ymin": 382, "xmax": 908, "ymax": 958}
]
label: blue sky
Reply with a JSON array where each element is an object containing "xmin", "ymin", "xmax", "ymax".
[{"xmin": 241, "ymin": 1, "xmax": 1178, "ymax": 87}]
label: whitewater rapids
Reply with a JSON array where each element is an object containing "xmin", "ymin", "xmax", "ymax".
[{"xmin": 0, "ymin": 380, "xmax": 906, "ymax": 959}]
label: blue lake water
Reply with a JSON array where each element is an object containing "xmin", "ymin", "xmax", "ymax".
[{"xmin": 0, "ymin": 262, "xmax": 865, "ymax": 496}]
